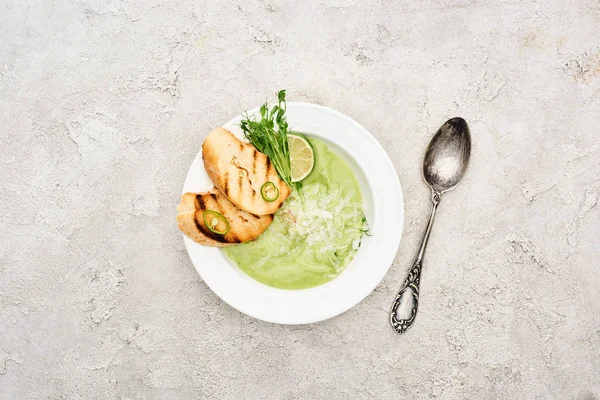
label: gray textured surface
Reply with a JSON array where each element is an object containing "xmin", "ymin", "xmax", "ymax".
[{"xmin": 1, "ymin": 0, "xmax": 599, "ymax": 398}]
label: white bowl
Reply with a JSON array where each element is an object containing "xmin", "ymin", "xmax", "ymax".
[{"xmin": 181, "ymin": 102, "xmax": 403, "ymax": 324}]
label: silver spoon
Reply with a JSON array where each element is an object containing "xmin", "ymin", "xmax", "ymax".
[{"xmin": 389, "ymin": 117, "xmax": 471, "ymax": 334}]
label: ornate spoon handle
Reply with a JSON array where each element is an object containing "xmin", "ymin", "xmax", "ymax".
[
  {"xmin": 389, "ymin": 259, "xmax": 422, "ymax": 333},
  {"xmin": 389, "ymin": 192, "xmax": 440, "ymax": 334}
]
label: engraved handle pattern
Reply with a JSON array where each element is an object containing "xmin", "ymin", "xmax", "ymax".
[
  {"xmin": 389, "ymin": 259, "xmax": 422, "ymax": 334},
  {"xmin": 389, "ymin": 192, "xmax": 439, "ymax": 334}
]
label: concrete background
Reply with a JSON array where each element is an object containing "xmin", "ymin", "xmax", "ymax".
[{"xmin": 1, "ymin": 0, "xmax": 599, "ymax": 398}]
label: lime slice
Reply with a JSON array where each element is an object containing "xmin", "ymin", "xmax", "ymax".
[{"xmin": 287, "ymin": 133, "xmax": 315, "ymax": 182}]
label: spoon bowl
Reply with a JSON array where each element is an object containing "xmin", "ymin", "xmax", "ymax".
[{"xmin": 423, "ymin": 117, "xmax": 471, "ymax": 194}]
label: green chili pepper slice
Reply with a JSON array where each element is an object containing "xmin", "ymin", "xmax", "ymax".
[
  {"xmin": 261, "ymin": 182, "xmax": 279, "ymax": 202},
  {"xmin": 203, "ymin": 210, "xmax": 229, "ymax": 235}
]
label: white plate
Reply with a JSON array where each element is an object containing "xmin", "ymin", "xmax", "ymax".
[{"xmin": 181, "ymin": 102, "xmax": 403, "ymax": 324}]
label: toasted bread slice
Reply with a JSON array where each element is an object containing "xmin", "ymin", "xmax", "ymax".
[
  {"xmin": 202, "ymin": 127, "xmax": 291, "ymax": 216},
  {"xmin": 177, "ymin": 189, "xmax": 273, "ymax": 247}
]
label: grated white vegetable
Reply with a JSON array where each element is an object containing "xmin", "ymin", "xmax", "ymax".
[{"xmin": 279, "ymin": 181, "xmax": 367, "ymax": 272}]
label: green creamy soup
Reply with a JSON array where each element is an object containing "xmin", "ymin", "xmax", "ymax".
[{"xmin": 223, "ymin": 138, "xmax": 366, "ymax": 290}]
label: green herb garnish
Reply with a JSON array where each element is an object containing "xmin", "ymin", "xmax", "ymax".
[
  {"xmin": 240, "ymin": 90, "xmax": 296, "ymax": 190},
  {"xmin": 360, "ymin": 211, "xmax": 373, "ymax": 237}
]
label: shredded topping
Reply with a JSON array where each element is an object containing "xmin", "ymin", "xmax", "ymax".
[{"xmin": 276, "ymin": 181, "xmax": 366, "ymax": 272}]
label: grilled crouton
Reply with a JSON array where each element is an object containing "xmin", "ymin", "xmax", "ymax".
[
  {"xmin": 202, "ymin": 128, "xmax": 291, "ymax": 216},
  {"xmin": 177, "ymin": 189, "xmax": 273, "ymax": 247}
]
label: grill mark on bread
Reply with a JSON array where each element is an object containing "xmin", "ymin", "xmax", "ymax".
[
  {"xmin": 223, "ymin": 170, "xmax": 229, "ymax": 195},
  {"xmin": 235, "ymin": 165, "xmax": 257, "ymax": 197},
  {"xmin": 251, "ymin": 149, "xmax": 257, "ymax": 175},
  {"xmin": 197, "ymin": 195, "xmax": 206, "ymax": 210},
  {"xmin": 244, "ymin": 155, "xmax": 257, "ymax": 196},
  {"xmin": 263, "ymin": 156, "xmax": 275, "ymax": 189},
  {"xmin": 248, "ymin": 175, "xmax": 256, "ymax": 197}
]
